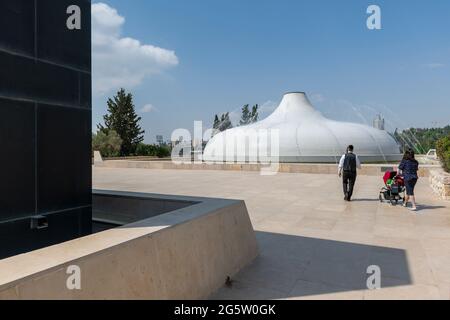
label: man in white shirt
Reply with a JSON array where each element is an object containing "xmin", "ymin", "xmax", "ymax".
[{"xmin": 338, "ymin": 145, "xmax": 362, "ymax": 201}]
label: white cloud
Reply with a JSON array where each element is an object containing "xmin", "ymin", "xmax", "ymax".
[
  {"xmin": 92, "ymin": 3, "xmax": 179, "ymax": 96},
  {"xmin": 140, "ymin": 104, "xmax": 158, "ymax": 113},
  {"xmin": 423, "ymin": 63, "xmax": 446, "ymax": 69}
]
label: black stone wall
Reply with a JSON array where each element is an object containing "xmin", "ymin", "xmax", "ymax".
[{"xmin": 0, "ymin": 0, "xmax": 92, "ymax": 259}]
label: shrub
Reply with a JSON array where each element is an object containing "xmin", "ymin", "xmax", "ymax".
[
  {"xmin": 135, "ymin": 143, "xmax": 157, "ymax": 156},
  {"xmin": 156, "ymin": 145, "xmax": 171, "ymax": 158},
  {"xmin": 92, "ymin": 130, "xmax": 122, "ymax": 158},
  {"xmin": 135, "ymin": 143, "xmax": 171, "ymax": 158},
  {"xmin": 436, "ymin": 135, "xmax": 450, "ymax": 173}
]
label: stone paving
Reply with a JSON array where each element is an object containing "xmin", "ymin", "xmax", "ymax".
[{"xmin": 93, "ymin": 167, "xmax": 450, "ymax": 300}]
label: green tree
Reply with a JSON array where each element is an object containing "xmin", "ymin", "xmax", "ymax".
[
  {"xmin": 250, "ymin": 104, "xmax": 259, "ymax": 123},
  {"xmin": 239, "ymin": 104, "xmax": 259, "ymax": 126},
  {"xmin": 92, "ymin": 130, "xmax": 123, "ymax": 158},
  {"xmin": 212, "ymin": 114, "xmax": 220, "ymax": 137},
  {"xmin": 219, "ymin": 112, "xmax": 233, "ymax": 131},
  {"xmin": 239, "ymin": 105, "xmax": 251, "ymax": 126},
  {"xmin": 394, "ymin": 126, "xmax": 450, "ymax": 154},
  {"xmin": 98, "ymin": 88, "xmax": 145, "ymax": 156}
]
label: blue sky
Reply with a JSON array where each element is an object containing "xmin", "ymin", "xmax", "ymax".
[{"xmin": 92, "ymin": 0, "xmax": 450, "ymax": 143}]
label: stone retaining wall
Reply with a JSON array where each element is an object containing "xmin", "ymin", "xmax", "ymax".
[
  {"xmin": 429, "ymin": 169, "xmax": 450, "ymax": 200},
  {"xmin": 97, "ymin": 160, "xmax": 436, "ymax": 177}
]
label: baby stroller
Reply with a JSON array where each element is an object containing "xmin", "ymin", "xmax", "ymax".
[{"xmin": 379, "ymin": 171, "xmax": 405, "ymax": 205}]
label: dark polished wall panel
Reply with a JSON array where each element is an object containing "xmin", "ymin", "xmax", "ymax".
[
  {"xmin": 37, "ymin": 0, "xmax": 91, "ymax": 71},
  {"xmin": 37, "ymin": 105, "xmax": 91, "ymax": 212},
  {"xmin": 0, "ymin": 51, "xmax": 84, "ymax": 107},
  {"xmin": 34, "ymin": 60, "xmax": 81, "ymax": 106},
  {"xmin": 0, "ymin": 0, "xmax": 92, "ymax": 259},
  {"xmin": 0, "ymin": 207, "xmax": 92, "ymax": 260},
  {"xmin": 80, "ymin": 73, "xmax": 92, "ymax": 108},
  {"xmin": 0, "ymin": 51, "xmax": 34, "ymax": 98},
  {"xmin": 0, "ymin": 0, "xmax": 35, "ymax": 55},
  {"xmin": 0, "ymin": 98, "xmax": 35, "ymax": 222}
]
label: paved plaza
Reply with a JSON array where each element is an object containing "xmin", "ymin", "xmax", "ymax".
[{"xmin": 93, "ymin": 167, "xmax": 450, "ymax": 300}]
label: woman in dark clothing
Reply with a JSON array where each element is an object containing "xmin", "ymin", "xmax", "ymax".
[{"xmin": 398, "ymin": 149, "xmax": 419, "ymax": 211}]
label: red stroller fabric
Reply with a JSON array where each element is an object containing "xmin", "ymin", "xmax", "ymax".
[
  {"xmin": 383, "ymin": 171, "xmax": 395, "ymax": 185},
  {"xmin": 395, "ymin": 175, "xmax": 405, "ymax": 187},
  {"xmin": 383, "ymin": 171, "xmax": 404, "ymax": 187}
]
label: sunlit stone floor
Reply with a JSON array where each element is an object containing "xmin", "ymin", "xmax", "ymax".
[{"xmin": 94, "ymin": 167, "xmax": 450, "ymax": 300}]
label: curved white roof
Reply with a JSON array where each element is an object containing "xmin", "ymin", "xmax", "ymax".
[{"xmin": 203, "ymin": 92, "xmax": 402, "ymax": 163}]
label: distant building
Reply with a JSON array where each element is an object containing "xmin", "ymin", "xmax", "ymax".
[
  {"xmin": 172, "ymin": 136, "xmax": 185, "ymax": 146},
  {"xmin": 156, "ymin": 135, "xmax": 164, "ymax": 145},
  {"xmin": 373, "ymin": 114, "xmax": 385, "ymax": 131}
]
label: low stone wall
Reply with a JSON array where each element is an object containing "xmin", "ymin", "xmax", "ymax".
[
  {"xmin": 429, "ymin": 169, "xmax": 450, "ymax": 200},
  {"xmin": 0, "ymin": 191, "xmax": 258, "ymax": 300},
  {"xmin": 97, "ymin": 160, "xmax": 436, "ymax": 177}
]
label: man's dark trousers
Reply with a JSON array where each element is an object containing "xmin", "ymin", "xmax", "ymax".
[{"xmin": 343, "ymin": 171, "xmax": 357, "ymax": 200}]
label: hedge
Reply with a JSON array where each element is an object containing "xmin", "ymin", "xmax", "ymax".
[
  {"xmin": 436, "ymin": 135, "xmax": 450, "ymax": 173},
  {"xmin": 135, "ymin": 143, "xmax": 171, "ymax": 158}
]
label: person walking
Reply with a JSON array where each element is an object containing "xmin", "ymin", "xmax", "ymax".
[
  {"xmin": 338, "ymin": 145, "xmax": 362, "ymax": 201},
  {"xmin": 399, "ymin": 149, "xmax": 419, "ymax": 211}
]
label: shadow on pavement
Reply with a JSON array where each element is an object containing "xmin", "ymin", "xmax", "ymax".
[{"xmin": 212, "ymin": 231, "xmax": 411, "ymax": 299}]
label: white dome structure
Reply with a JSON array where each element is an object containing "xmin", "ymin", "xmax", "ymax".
[{"xmin": 203, "ymin": 92, "xmax": 402, "ymax": 163}]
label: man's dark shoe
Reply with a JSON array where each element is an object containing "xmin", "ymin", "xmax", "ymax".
[{"xmin": 344, "ymin": 193, "xmax": 349, "ymax": 201}]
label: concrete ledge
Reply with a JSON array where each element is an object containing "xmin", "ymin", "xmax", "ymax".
[
  {"xmin": 96, "ymin": 160, "xmax": 436, "ymax": 177},
  {"xmin": 429, "ymin": 169, "xmax": 450, "ymax": 200},
  {"xmin": 0, "ymin": 191, "xmax": 258, "ymax": 300},
  {"xmin": 93, "ymin": 151, "xmax": 103, "ymax": 165}
]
